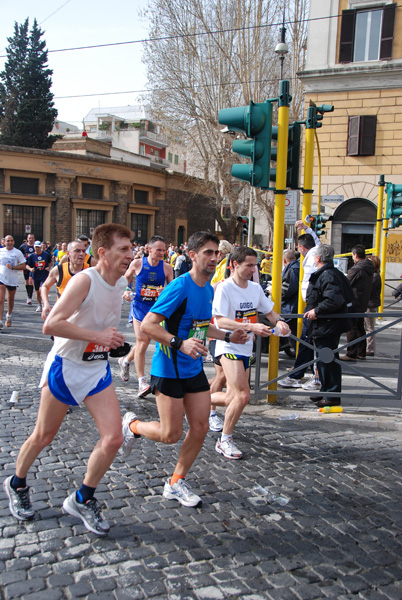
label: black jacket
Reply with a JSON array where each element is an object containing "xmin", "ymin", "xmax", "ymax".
[
  {"xmin": 368, "ymin": 272, "xmax": 381, "ymax": 308},
  {"xmin": 305, "ymin": 261, "xmax": 351, "ymax": 338},
  {"xmin": 347, "ymin": 258, "xmax": 374, "ymax": 312},
  {"xmin": 281, "ymin": 259, "xmax": 300, "ymax": 315}
]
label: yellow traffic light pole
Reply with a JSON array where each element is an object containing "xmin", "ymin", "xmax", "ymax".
[
  {"xmin": 380, "ymin": 185, "xmax": 388, "ymax": 314},
  {"xmin": 375, "ymin": 175, "xmax": 385, "ymax": 259},
  {"xmin": 296, "ymin": 117, "xmax": 315, "ymax": 340},
  {"xmin": 267, "ymin": 81, "xmax": 290, "ymax": 401}
]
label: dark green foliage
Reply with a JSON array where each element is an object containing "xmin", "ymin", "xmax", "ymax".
[{"xmin": 0, "ymin": 18, "xmax": 58, "ymax": 149}]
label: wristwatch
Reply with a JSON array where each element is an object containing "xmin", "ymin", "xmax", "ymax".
[
  {"xmin": 224, "ymin": 331, "xmax": 231, "ymax": 343},
  {"xmin": 170, "ymin": 336, "xmax": 183, "ymax": 350}
]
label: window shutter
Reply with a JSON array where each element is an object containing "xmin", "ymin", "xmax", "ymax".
[
  {"xmin": 339, "ymin": 10, "xmax": 356, "ymax": 63},
  {"xmin": 347, "ymin": 116, "xmax": 360, "ymax": 156},
  {"xmin": 359, "ymin": 116, "xmax": 377, "ymax": 156},
  {"xmin": 380, "ymin": 3, "xmax": 396, "ymax": 60}
]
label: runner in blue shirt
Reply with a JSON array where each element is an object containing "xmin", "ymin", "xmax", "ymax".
[
  {"xmin": 120, "ymin": 231, "xmax": 248, "ymax": 507},
  {"xmin": 27, "ymin": 242, "xmax": 51, "ymax": 312}
]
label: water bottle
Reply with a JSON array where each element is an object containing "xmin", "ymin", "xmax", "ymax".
[
  {"xmin": 270, "ymin": 327, "xmax": 290, "ymax": 338},
  {"xmin": 318, "ymin": 406, "xmax": 343, "ymax": 413}
]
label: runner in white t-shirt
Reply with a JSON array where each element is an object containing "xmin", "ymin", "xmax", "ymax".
[
  {"xmin": 0, "ymin": 235, "xmax": 26, "ymax": 329},
  {"xmin": 211, "ymin": 246, "xmax": 290, "ymax": 460}
]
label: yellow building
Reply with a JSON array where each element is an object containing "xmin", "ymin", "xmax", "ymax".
[{"xmin": 299, "ymin": 0, "xmax": 402, "ymax": 274}]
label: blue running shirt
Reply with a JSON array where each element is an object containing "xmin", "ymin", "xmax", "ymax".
[{"xmin": 150, "ymin": 272, "xmax": 214, "ymax": 379}]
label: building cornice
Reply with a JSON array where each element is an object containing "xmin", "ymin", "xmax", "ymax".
[{"xmin": 298, "ymin": 60, "xmax": 402, "ymax": 92}]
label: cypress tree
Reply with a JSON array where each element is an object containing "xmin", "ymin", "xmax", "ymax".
[{"xmin": 0, "ymin": 18, "xmax": 58, "ymax": 149}]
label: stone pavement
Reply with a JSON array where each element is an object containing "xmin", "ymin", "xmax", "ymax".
[{"xmin": 1, "ymin": 291, "xmax": 402, "ymax": 599}]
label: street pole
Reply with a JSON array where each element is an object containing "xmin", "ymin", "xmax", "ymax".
[
  {"xmin": 267, "ymin": 80, "xmax": 290, "ymax": 401},
  {"xmin": 380, "ymin": 185, "xmax": 388, "ymax": 315},
  {"xmin": 248, "ymin": 187, "xmax": 253, "ymax": 247},
  {"xmin": 375, "ymin": 175, "xmax": 385, "ymax": 258}
]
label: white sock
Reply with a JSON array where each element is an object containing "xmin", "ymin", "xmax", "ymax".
[
  {"xmin": 210, "ymin": 410, "xmax": 216, "ymax": 416},
  {"xmin": 221, "ymin": 433, "xmax": 232, "ymax": 442},
  {"xmin": 123, "ymin": 358, "xmax": 130, "ymax": 366}
]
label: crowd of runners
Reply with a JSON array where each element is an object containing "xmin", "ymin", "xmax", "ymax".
[{"xmin": 2, "ymin": 222, "xmax": 366, "ymax": 536}]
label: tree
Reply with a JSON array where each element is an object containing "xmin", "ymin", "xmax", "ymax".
[
  {"xmin": 141, "ymin": 0, "xmax": 308, "ymax": 241},
  {"xmin": 0, "ymin": 18, "xmax": 58, "ymax": 149}
]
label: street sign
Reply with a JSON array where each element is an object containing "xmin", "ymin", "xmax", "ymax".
[
  {"xmin": 321, "ymin": 195, "xmax": 344, "ymax": 203},
  {"xmin": 25, "ymin": 224, "xmax": 31, "ymax": 233},
  {"xmin": 284, "ymin": 190, "xmax": 298, "ymax": 224}
]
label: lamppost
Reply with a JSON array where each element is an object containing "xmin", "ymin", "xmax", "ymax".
[{"xmin": 274, "ymin": 11, "xmax": 289, "ymax": 80}]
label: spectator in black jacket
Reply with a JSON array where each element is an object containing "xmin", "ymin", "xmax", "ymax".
[
  {"xmin": 281, "ymin": 250, "xmax": 300, "ymax": 338},
  {"xmin": 364, "ymin": 255, "xmax": 381, "ymax": 357},
  {"xmin": 340, "ymin": 244, "xmax": 374, "ymax": 361},
  {"xmin": 304, "ymin": 244, "xmax": 352, "ymax": 408}
]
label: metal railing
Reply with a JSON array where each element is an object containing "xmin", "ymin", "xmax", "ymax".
[{"xmin": 252, "ymin": 310, "xmax": 402, "ymax": 402}]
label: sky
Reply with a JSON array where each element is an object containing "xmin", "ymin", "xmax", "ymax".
[{"xmin": 0, "ymin": 0, "xmax": 150, "ymax": 128}]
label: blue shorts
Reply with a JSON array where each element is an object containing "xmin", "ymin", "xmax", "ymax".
[
  {"xmin": 129, "ymin": 300, "xmax": 153, "ymax": 323},
  {"xmin": 46, "ymin": 354, "xmax": 112, "ymax": 406},
  {"xmin": 216, "ymin": 353, "xmax": 251, "ymax": 371}
]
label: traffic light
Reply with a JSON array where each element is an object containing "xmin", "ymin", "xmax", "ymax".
[
  {"xmin": 386, "ymin": 183, "xmax": 402, "ymax": 228},
  {"xmin": 237, "ymin": 216, "xmax": 249, "ymax": 238},
  {"xmin": 218, "ymin": 101, "xmax": 273, "ymax": 189},
  {"xmin": 308, "ymin": 214, "xmax": 332, "ymax": 236},
  {"xmin": 270, "ymin": 122, "xmax": 301, "ymax": 189}
]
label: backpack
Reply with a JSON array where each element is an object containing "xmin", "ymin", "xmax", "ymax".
[
  {"xmin": 331, "ymin": 268, "xmax": 357, "ymax": 333},
  {"xmin": 179, "ymin": 257, "xmax": 189, "ymax": 274}
]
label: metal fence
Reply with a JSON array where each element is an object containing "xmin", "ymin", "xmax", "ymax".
[{"xmin": 252, "ymin": 309, "xmax": 402, "ymax": 402}]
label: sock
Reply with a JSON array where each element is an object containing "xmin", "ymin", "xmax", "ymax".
[
  {"xmin": 123, "ymin": 358, "xmax": 130, "ymax": 366},
  {"xmin": 139, "ymin": 376, "xmax": 146, "ymax": 384},
  {"xmin": 221, "ymin": 433, "xmax": 232, "ymax": 443},
  {"xmin": 11, "ymin": 475, "xmax": 27, "ymax": 489},
  {"xmin": 27, "ymin": 285, "xmax": 33, "ymax": 298},
  {"xmin": 6, "ymin": 312, "xmax": 11, "ymax": 318},
  {"xmin": 76, "ymin": 483, "xmax": 96, "ymax": 504},
  {"xmin": 170, "ymin": 473, "xmax": 185, "ymax": 486},
  {"xmin": 129, "ymin": 419, "xmax": 141, "ymax": 436},
  {"xmin": 210, "ymin": 410, "xmax": 216, "ymax": 416}
]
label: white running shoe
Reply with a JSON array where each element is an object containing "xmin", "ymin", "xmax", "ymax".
[
  {"xmin": 209, "ymin": 413, "xmax": 223, "ymax": 432},
  {"xmin": 26, "ymin": 298, "xmax": 32, "ymax": 305},
  {"xmin": 163, "ymin": 479, "xmax": 202, "ymax": 507},
  {"xmin": 35, "ymin": 305, "xmax": 42, "ymax": 312},
  {"xmin": 137, "ymin": 379, "xmax": 151, "ymax": 398},
  {"xmin": 63, "ymin": 492, "xmax": 109, "ymax": 535},
  {"xmin": 302, "ymin": 377, "xmax": 321, "ymax": 390},
  {"xmin": 120, "ymin": 411, "xmax": 138, "ymax": 457},
  {"xmin": 3, "ymin": 476, "xmax": 34, "ymax": 521},
  {"xmin": 215, "ymin": 437, "xmax": 243, "ymax": 459},
  {"xmin": 278, "ymin": 376, "xmax": 303, "ymax": 388},
  {"xmin": 5, "ymin": 314, "xmax": 11, "ymax": 327},
  {"xmin": 118, "ymin": 356, "xmax": 130, "ymax": 382}
]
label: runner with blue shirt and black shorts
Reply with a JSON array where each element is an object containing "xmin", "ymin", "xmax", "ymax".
[{"xmin": 120, "ymin": 231, "xmax": 248, "ymax": 507}]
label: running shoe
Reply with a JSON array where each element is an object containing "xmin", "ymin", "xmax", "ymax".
[
  {"xmin": 120, "ymin": 411, "xmax": 138, "ymax": 457},
  {"xmin": 26, "ymin": 298, "xmax": 32, "ymax": 305},
  {"xmin": 301, "ymin": 376, "xmax": 321, "ymax": 390},
  {"xmin": 35, "ymin": 305, "xmax": 42, "ymax": 312},
  {"xmin": 118, "ymin": 356, "xmax": 130, "ymax": 382},
  {"xmin": 163, "ymin": 479, "xmax": 202, "ymax": 507},
  {"xmin": 3, "ymin": 476, "xmax": 34, "ymax": 521},
  {"xmin": 63, "ymin": 492, "xmax": 110, "ymax": 535},
  {"xmin": 137, "ymin": 379, "xmax": 151, "ymax": 398},
  {"xmin": 5, "ymin": 314, "xmax": 11, "ymax": 327},
  {"xmin": 277, "ymin": 376, "xmax": 303, "ymax": 388},
  {"xmin": 209, "ymin": 413, "xmax": 223, "ymax": 432},
  {"xmin": 215, "ymin": 437, "xmax": 243, "ymax": 459}
]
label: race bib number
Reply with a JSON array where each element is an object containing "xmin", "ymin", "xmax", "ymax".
[
  {"xmin": 188, "ymin": 319, "xmax": 209, "ymax": 344},
  {"xmin": 235, "ymin": 309, "xmax": 257, "ymax": 324},
  {"xmin": 82, "ymin": 342, "xmax": 110, "ymax": 362},
  {"xmin": 140, "ymin": 284, "xmax": 162, "ymax": 302},
  {"xmin": 36, "ymin": 259, "xmax": 46, "ymax": 270}
]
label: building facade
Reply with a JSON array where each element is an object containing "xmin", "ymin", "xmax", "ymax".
[
  {"xmin": 0, "ymin": 140, "xmax": 214, "ymax": 247},
  {"xmin": 299, "ymin": 0, "xmax": 402, "ymax": 273}
]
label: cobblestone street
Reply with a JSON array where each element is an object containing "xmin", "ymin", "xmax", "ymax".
[{"xmin": 1, "ymin": 293, "xmax": 402, "ymax": 599}]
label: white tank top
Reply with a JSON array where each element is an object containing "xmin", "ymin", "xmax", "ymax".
[{"xmin": 52, "ymin": 267, "xmax": 126, "ymax": 366}]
